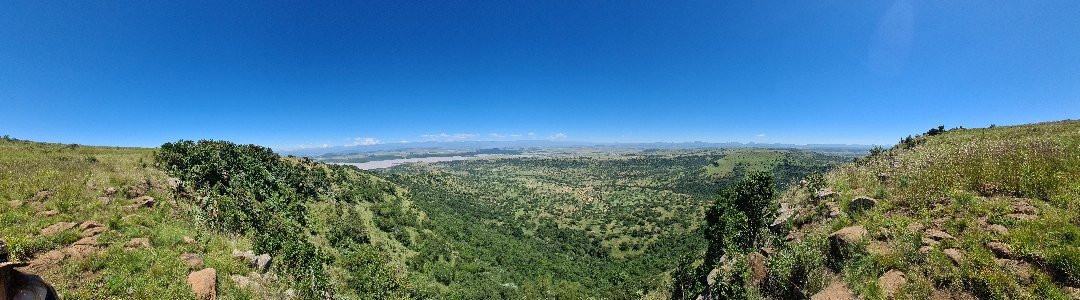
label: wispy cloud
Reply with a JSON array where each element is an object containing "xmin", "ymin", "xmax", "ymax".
[
  {"xmin": 350, "ymin": 137, "xmax": 381, "ymax": 146},
  {"xmin": 420, "ymin": 133, "xmax": 478, "ymax": 142},
  {"xmin": 756, "ymin": 133, "xmax": 766, "ymax": 137},
  {"xmin": 550, "ymin": 133, "xmax": 567, "ymax": 140}
]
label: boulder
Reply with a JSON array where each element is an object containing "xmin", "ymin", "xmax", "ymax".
[
  {"xmin": 770, "ymin": 203, "xmax": 796, "ymax": 230},
  {"xmin": 181, "ymin": 253, "xmax": 204, "ymax": 270},
  {"xmin": 253, "ymin": 254, "xmax": 272, "ymax": 273},
  {"xmin": 988, "ymin": 224, "xmax": 1009, "ymax": 235},
  {"xmin": 73, "ymin": 236, "xmax": 98, "ymax": 246},
  {"xmin": 747, "ymin": 252, "xmax": 767, "ymax": 285},
  {"xmin": 878, "ymin": 270, "xmax": 906, "ymax": 299},
  {"xmin": 811, "ymin": 280, "xmax": 855, "ymax": 300},
  {"xmin": 849, "ymin": 196, "xmax": 878, "ymax": 211},
  {"xmin": 7, "ymin": 200, "xmax": 23, "ymax": 207},
  {"xmin": 829, "ymin": 226, "xmax": 867, "ymax": 265},
  {"xmin": 182, "ymin": 236, "xmax": 197, "ymax": 244},
  {"xmin": 187, "ymin": 268, "xmax": 218, "ymax": 300},
  {"xmin": 40, "ymin": 222, "xmax": 77, "ymax": 235},
  {"xmin": 232, "ymin": 250, "xmax": 255, "ymax": 264},
  {"xmin": 127, "ymin": 196, "xmax": 156, "ymax": 209},
  {"xmin": 826, "ymin": 202, "xmax": 841, "ymax": 218},
  {"xmin": 986, "ymin": 241, "xmax": 1013, "ymax": 258},
  {"xmin": 943, "ymin": 248, "xmax": 964, "ymax": 265},
  {"xmin": 168, "ymin": 177, "xmax": 182, "ymax": 190},
  {"xmin": 125, "ymin": 238, "xmax": 151, "ymax": 250}
]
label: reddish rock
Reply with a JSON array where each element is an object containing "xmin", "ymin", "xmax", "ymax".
[
  {"xmin": 40, "ymin": 222, "xmax": 77, "ymax": 235},
  {"xmin": 811, "ymin": 280, "xmax": 855, "ymax": 300},
  {"xmin": 747, "ymin": 252, "xmax": 767, "ymax": 285},
  {"xmin": 187, "ymin": 268, "xmax": 218, "ymax": 300}
]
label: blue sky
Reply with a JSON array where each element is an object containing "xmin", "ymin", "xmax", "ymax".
[{"xmin": 2, "ymin": 1, "xmax": 1078, "ymax": 149}]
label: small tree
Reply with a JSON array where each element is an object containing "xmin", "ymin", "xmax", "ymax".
[{"xmin": 704, "ymin": 172, "xmax": 776, "ymax": 264}]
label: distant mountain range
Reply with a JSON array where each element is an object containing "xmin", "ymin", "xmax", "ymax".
[{"xmin": 279, "ymin": 140, "xmax": 875, "ymax": 157}]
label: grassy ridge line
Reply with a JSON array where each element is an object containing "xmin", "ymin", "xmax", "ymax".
[
  {"xmin": 0, "ymin": 138, "xmax": 260, "ymax": 299},
  {"xmin": 770, "ymin": 120, "xmax": 1080, "ymax": 298}
]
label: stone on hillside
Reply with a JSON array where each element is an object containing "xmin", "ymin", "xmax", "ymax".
[
  {"xmin": 40, "ymin": 222, "xmax": 77, "ymax": 235},
  {"xmin": 770, "ymin": 203, "xmax": 795, "ymax": 230},
  {"xmin": 1012, "ymin": 201, "xmax": 1039, "ymax": 215},
  {"xmin": 187, "ymin": 268, "xmax": 218, "ymax": 300},
  {"xmin": 811, "ymin": 280, "xmax": 855, "ymax": 300},
  {"xmin": 253, "ymin": 254, "xmax": 272, "ymax": 273},
  {"xmin": 986, "ymin": 241, "xmax": 1013, "ymax": 258},
  {"xmin": 994, "ymin": 258, "xmax": 1034, "ymax": 283},
  {"xmin": 98, "ymin": 196, "xmax": 112, "ymax": 205},
  {"xmin": 829, "ymin": 226, "xmax": 867, "ymax": 264},
  {"xmin": 849, "ymin": 196, "xmax": 878, "ymax": 211},
  {"xmin": 826, "ymin": 202, "xmax": 841, "ymax": 218},
  {"xmin": 988, "ymin": 224, "xmax": 1009, "ymax": 235},
  {"xmin": 36, "ymin": 210, "xmax": 59, "ymax": 217},
  {"xmin": 814, "ymin": 189, "xmax": 838, "ymax": 200},
  {"xmin": 1063, "ymin": 287, "xmax": 1080, "ymax": 299},
  {"xmin": 181, "ymin": 253, "xmax": 204, "ymax": 270},
  {"xmin": 922, "ymin": 238, "xmax": 940, "ymax": 247},
  {"xmin": 33, "ymin": 191, "xmax": 52, "ymax": 201},
  {"xmin": 183, "ymin": 236, "xmax": 197, "ymax": 244},
  {"xmin": 924, "ymin": 229, "xmax": 955, "ymax": 241},
  {"xmin": 7, "ymin": 200, "xmax": 23, "ymax": 207},
  {"xmin": 28, "ymin": 250, "xmax": 66, "ymax": 271},
  {"xmin": 168, "ymin": 177, "xmax": 181, "ymax": 190},
  {"xmin": 127, "ymin": 196, "xmax": 156, "ymax": 209},
  {"xmin": 747, "ymin": 252, "xmax": 767, "ymax": 285},
  {"xmin": 64, "ymin": 244, "xmax": 98, "ymax": 259},
  {"xmin": 73, "ymin": 236, "xmax": 98, "ymax": 246},
  {"xmin": 785, "ymin": 231, "xmax": 805, "ymax": 242},
  {"xmin": 233, "ymin": 250, "xmax": 255, "ymax": 264},
  {"xmin": 943, "ymin": 248, "xmax": 964, "ymax": 265},
  {"xmin": 231, "ymin": 274, "xmax": 263, "ymax": 291},
  {"xmin": 104, "ymin": 187, "xmax": 117, "ymax": 196},
  {"xmin": 878, "ymin": 270, "xmax": 906, "ymax": 299},
  {"xmin": 81, "ymin": 226, "xmax": 106, "ymax": 237},
  {"xmin": 125, "ymin": 238, "xmax": 151, "ymax": 250}
]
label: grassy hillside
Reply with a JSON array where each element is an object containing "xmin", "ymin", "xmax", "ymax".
[
  {"xmin": 0, "ymin": 138, "xmax": 257, "ymax": 298},
  {"xmin": 0, "ymin": 138, "xmax": 444, "ymax": 299},
  {"xmin": 675, "ymin": 120, "xmax": 1080, "ymax": 299}
]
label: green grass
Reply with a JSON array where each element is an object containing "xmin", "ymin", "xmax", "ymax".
[
  {"xmin": 0, "ymin": 139, "xmax": 270, "ymax": 299},
  {"xmin": 763, "ymin": 120, "xmax": 1080, "ymax": 299}
]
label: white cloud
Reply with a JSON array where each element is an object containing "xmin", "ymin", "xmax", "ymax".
[
  {"xmin": 350, "ymin": 137, "xmax": 381, "ymax": 146},
  {"xmin": 420, "ymin": 133, "xmax": 478, "ymax": 142},
  {"xmin": 756, "ymin": 133, "xmax": 766, "ymax": 137},
  {"xmin": 550, "ymin": 133, "xmax": 567, "ymax": 140}
]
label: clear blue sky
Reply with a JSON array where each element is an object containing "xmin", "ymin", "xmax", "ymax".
[{"xmin": 2, "ymin": 1, "xmax": 1078, "ymax": 149}]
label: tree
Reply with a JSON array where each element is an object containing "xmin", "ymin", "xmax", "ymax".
[{"xmin": 703, "ymin": 172, "xmax": 776, "ymax": 265}]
